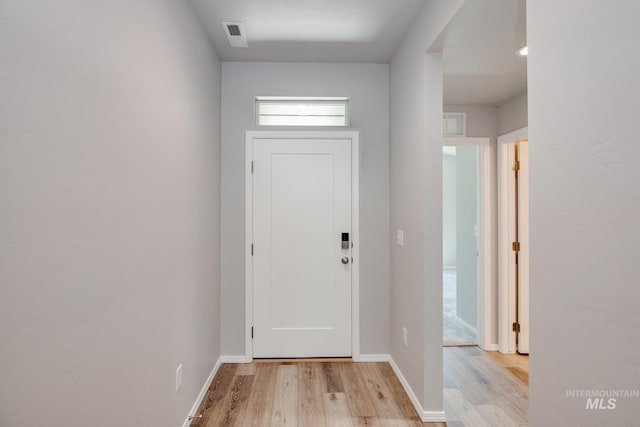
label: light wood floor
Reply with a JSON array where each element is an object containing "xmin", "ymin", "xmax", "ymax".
[
  {"xmin": 189, "ymin": 348, "xmax": 528, "ymax": 427},
  {"xmin": 190, "ymin": 360, "xmax": 444, "ymax": 427},
  {"xmin": 444, "ymin": 347, "xmax": 529, "ymax": 427}
]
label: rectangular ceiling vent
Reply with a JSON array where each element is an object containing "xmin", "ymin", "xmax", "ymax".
[{"xmin": 222, "ymin": 21, "xmax": 248, "ymax": 48}]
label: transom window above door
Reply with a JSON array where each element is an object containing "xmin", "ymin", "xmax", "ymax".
[{"xmin": 255, "ymin": 97, "xmax": 349, "ymax": 127}]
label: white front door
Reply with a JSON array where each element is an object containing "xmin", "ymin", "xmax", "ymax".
[{"xmin": 251, "ymin": 137, "xmax": 352, "ymax": 358}]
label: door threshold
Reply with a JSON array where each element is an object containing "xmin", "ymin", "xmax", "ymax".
[{"xmin": 253, "ymin": 357, "xmax": 353, "ymax": 364}]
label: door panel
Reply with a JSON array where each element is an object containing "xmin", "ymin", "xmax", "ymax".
[{"xmin": 252, "ymin": 138, "xmax": 351, "ymax": 358}]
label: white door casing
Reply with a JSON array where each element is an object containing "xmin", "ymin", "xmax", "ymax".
[
  {"xmin": 517, "ymin": 140, "xmax": 530, "ymax": 354},
  {"xmin": 498, "ymin": 127, "xmax": 529, "ymax": 354},
  {"xmin": 245, "ymin": 131, "xmax": 360, "ymax": 360}
]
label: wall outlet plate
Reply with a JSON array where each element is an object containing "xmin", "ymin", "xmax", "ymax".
[
  {"xmin": 397, "ymin": 230, "xmax": 404, "ymax": 247},
  {"xmin": 402, "ymin": 327, "xmax": 408, "ymax": 347}
]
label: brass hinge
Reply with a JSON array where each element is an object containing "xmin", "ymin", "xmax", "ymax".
[
  {"xmin": 512, "ymin": 241, "xmax": 521, "ymax": 252},
  {"xmin": 512, "ymin": 160, "xmax": 520, "ymax": 171},
  {"xmin": 251, "ymin": 161, "xmax": 254, "ymax": 173},
  {"xmin": 512, "ymin": 322, "xmax": 521, "ymax": 333},
  {"xmin": 251, "ymin": 244, "xmax": 254, "ymax": 256},
  {"xmin": 251, "ymin": 326, "xmax": 254, "ymax": 339}
]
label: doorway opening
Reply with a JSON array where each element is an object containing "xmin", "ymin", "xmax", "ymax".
[{"xmin": 442, "ymin": 137, "xmax": 492, "ymax": 350}]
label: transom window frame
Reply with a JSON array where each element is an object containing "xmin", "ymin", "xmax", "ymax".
[{"xmin": 255, "ymin": 96, "xmax": 350, "ymax": 127}]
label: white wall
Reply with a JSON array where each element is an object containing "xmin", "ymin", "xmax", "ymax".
[
  {"xmin": 455, "ymin": 146, "xmax": 478, "ymax": 328},
  {"xmin": 528, "ymin": 1, "xmax": 640, "ymax": 425},
  {"xmin": 442, "ymin": 153, "xmax": 457, "ymax": 268},
  {"xmin": 497, "ymin": 90, "xmax": 528, "ymax": 136},
  {"xmin": 0, "ymin": 2, "xmax": 222, "ymax": 426},
  {"xmin": 389, "ymin": 0, "xmax": 463, "ymax": 415},
  {"xmin": 220, "ymin": 62, "xmax": 390, "ymax": 356}
]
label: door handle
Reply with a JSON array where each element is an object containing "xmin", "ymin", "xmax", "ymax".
[{"xmin": 341, "ymin": 257, "xmax": 350, "ymax": 265}]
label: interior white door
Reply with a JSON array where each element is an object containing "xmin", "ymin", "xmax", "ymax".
[{"xmin": 252, "ymin": 138, "xmax": 352, "ymax": 358}]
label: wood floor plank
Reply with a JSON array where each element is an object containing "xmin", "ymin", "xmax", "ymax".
[
  {"xmin": 207, "ymin": 375, "xmax": 254, "ymax": 427},
  {"xmin": 506, "ymin": 366, "xmax": 528, "ymax": 385},
  {"xmin": 444, "ymin": 388, "xmax": 493, "ymax": 427},
  {"xmin": 358, "ymin": 363, "xmax": 410, "ymax": 426},
  {"xmin": 352, "ymin": 416, "xmax": 383, "ymax": 427},
  {"xmin": 270, "ymin": 365, "xmax": 298, "ymax": 426},
  {"xmin": 236, "ymin": 363, "xmax": 257, "ymax": 376},
  {"xmin": 241, "ymin": 364, "xmax": 277, "ymax": 427},
  {"xmin": 339, "ymin": 362, "xmax": 377, "ymax": 417},
  {"xmin": 323, "ymin": 392, "xmax": 355, "ymax": 427},
  {"xmin": 193, "ymin": 363, "xmax": 237, "ymax": 425},
  {"xmin": 297, "ymin": 363, "xmax": 326, "ymax": 427},
  {"xmin": 320, "ymin": 362, "xmax": 346, "ymax": 393},
  {"xmin": 475, "ymin": 404, "xmax": 521, "ymax": 427},
  {"xmin": 377, "ymin": 363, "xmax": 418, "ymax": 419}
]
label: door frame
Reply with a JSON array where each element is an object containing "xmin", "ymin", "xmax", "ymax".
[
  {"xmin": 497, "ymin": 126, "xmax": 528, "ymax": 353},
  {"xmin": 244, "ymin": 130, "xmax": 360, "ymax": 361},
  {"xmin": 443, "ymin": 137, "xmax": 493, "ymax": 351}
]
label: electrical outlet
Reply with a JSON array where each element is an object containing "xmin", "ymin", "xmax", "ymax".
[
  {"xmin": 402, "ymin": 327, "xmax": 408, "ymax": 347},
  {"xmin": 176, "ymin": 364, "xmax": 183, "ymax": 393},
  {"xmin": 397, "ymin": 230, "xmax": 404, "ymax": 247}
]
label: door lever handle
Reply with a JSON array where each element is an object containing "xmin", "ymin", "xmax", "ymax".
[{"xmin": 341, "ymin": 257, "xmax": 350, "ymax": 265}]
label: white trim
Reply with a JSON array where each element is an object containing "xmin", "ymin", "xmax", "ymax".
[
  {"xmin": 245, "ymin": 131, "xmax": 360, "ymax": 362},
  {"xmin": 220, "ymin": 355, "xmax": 252, "ymax": 364},
  {"xmin": 358, "ymin": 354, "xmax": 391, "ymax": 362},
  {"xmin": 478, "ymin": 343, "xmax": 499, "ymax": 352},
  {"xmin": 181, "ymin": 357, "xmax": 222, "ymax": 427},
  {"xmin": 389, "ymin": 357, "xmax": 447, "ymax": 422},
  {"xmin": 443, "ymin": 137, "xmax": 494, "ymax": 351},
  {"xmin": 497, "ymin": 127, "xmax": 528, "ymax": 354}
]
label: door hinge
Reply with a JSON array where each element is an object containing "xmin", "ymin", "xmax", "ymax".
[
  {"xmin": 512, "ymin": 241, "xmax": 521, "ymax": 252},
  {"xmin": 512, "ymin": 160, "xmax": 520, "ymax": 171},
  {"xmin": 251, "ymin": 161, "xmax": 254, "ymax": 173},
  {"xmin": 512, "ymin": 322, "xmax": 521, "ymax": 333},
  {"xmin": 251, "ymin": 244, "xmax": 254, "ymax": 256},
  {"xmin": 251, "ymin": 326, "xmax": 254, "ymax": 339}
]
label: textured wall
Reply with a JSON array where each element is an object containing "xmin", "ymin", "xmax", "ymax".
[
  {"xmin": 497, "ymin": 91, "xmax": 528, "ymax": 136},
  {"xmin": 389, "ymin": 0, "xmax": 464, "ymax": 413},
  {"xmin": 528, "ymin": 1, "xmax": 640, "ymax": 425},
  {"xmin": 0, "ymin": 2, "xmax": 222, "ymax": 426}
]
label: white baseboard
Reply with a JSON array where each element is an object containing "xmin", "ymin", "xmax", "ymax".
[
  {"xmin": 220, "ymin": 355, "xmax": 252, "ymax": 363},
  {"xmin": 358, "ymin": 354, "xmax": 391, "ymax": 362},
  {"xmin": 479, "ymin": 343, "xmax": 499, "ymax": 352},
  {"xmin": 388, "ymin": 357, "xmax": 447, "ymax": 423},
  {"xmin": 181, "ymin": 357, "xmax": 222, "ymax": 427}
]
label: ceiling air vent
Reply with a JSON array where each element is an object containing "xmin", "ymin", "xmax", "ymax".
[{"xmin": 222, "ymin": 21, "xmax": 248, "ymax": 48}]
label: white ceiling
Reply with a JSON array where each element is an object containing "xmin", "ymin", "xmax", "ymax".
[
  {"xmin": 191, "ymin": 0, "xmax": 527, "ymax": 105},
  {"xmin": 190, "ymin": 0, "xmax": 425, "ymax": 63},
  {"xmin": 441, "ymin": 0, "xmax": 527, "ymax": 105}
]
